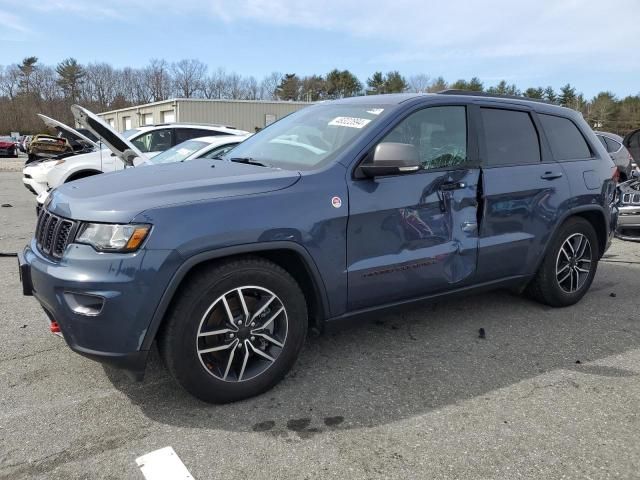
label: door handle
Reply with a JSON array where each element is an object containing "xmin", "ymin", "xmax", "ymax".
[
  {"xmin": 440, "ymin": 181, "xmax": 467, "ymax": 191},
  {"xmin": 540, "ymin": 171, "xmax": 563, "ymax": 180}
]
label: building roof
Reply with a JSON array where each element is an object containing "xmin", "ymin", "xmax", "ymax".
[{"xmin": 99, "ymin": 97, "xmax": 312, "ymax": 115}]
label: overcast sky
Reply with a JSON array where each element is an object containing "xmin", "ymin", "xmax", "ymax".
[{"xmin": 1, "ymin": 0, "xmax": 638, "ymax": 98}]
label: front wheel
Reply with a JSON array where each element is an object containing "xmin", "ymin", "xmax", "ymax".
[
  {"xmin": 159, "ymin": 257, "xmax": 308, "ymax": 403},
  {"xmin": 527, "ymin": 217, "xmax": 599, "ymax": 307}
]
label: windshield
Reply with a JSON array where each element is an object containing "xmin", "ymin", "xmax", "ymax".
[
  {"xmin": 221, "ymin": 104, "xmax": 390, "ymax": 170},
  {"xmin": 147, "ymin": 139, "xmax": 209, "ymax": 164}
]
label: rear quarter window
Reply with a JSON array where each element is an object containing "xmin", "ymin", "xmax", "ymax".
[
  {"xmin": 539, "ymin": 114, "xmax": 592, "ymax": 160},
  {"xmin": 604, "ymin": 137, "xmax": 621, "ymax": 153}
]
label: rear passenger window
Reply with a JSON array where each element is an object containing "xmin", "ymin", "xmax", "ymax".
[
  {"xmin": 604, "ymin": 137, "xmax": 621, "ymax": 153},
  {"xmin": 539, "ymin": 114, "xmax": 591, "ymax": 160},
  {"xmin": 175, "ymin": 128, "xmax": 223, "ymax": 144},
  {"xmin": 481, "ymin": 108, "xmax": 540, "ymax": 166}
]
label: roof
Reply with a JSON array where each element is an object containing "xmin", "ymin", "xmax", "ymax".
[
  {"xmin": 322, "ymin": 92, "xmax": 577, "ymax": 116},
  {"xmin": 595, "ymin": 131, "xmax": 623, "ymax": 142}
]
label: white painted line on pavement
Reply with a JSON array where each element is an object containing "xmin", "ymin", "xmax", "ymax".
[{"xmin": 136, "ymin": 446, "xmax": 195, "ymax": 480}]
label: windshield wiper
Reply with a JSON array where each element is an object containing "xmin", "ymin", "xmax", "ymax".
[{"xmin": 229, "ymin": 157, "xmax": 269, "ymax": 167}]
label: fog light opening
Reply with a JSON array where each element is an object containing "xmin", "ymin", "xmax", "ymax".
[{"xmin": 63, "ymin": 292, "xmax": 105, "ymax": 316}]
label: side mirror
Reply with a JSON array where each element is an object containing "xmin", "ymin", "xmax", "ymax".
[{"xmin": 359, "ymin": 142, "xmax": 421, "ymax": 178}]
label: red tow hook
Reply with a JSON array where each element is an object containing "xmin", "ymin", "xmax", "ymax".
[{"xmin": 50, "ymin": 321, "xmax": 62, "ymax": 336}]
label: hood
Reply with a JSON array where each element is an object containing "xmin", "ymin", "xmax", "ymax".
[
  {"xmin": 47, "ymin": 159, "xmax": 300, "ymax": 223},
  {"xmin": 71, "ymin": 104, "xmax": 145, "ymax": 166},
  {"xmin": 0, "ymin": 139, "xmax": 14, "ymax": 147},
  {"xmin": 37, "ymin": 113, "xmax": 100, "ymax": 149}
]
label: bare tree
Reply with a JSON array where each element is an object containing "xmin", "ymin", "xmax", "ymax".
[
  {"xmin": 172, "ymin": 59, "xmax": 206, "ymax": 98},
  {"xmin": 226, "ymin": 72, "xmax": 244, "ymax": 99},
  {"xmin": 203, "ymin": 67, "xmax": 228, "ymax": 99},
  {"xmin": 0, "ymin": 65, "xmax": 21, "ymax": 99},
  {"xmin": 83, "ymin": 63, "xmax": 120, "ymax": 109},
  {"xmin": 33, "ymin": 66, "xmax": 60, "ymax": 102},
  {"xmin": 145, "ymin": 59, "xmax": 173, "ymax": 101},
  {"xmin": 121, "ymin": 67, "xmax": 152, "ymax": 105},
  {"xmin": 260, "ymin": 72, "xmax": 283, "ymax": 100},
  {"xmin": 408, "ymin": 74, "xmax": 431, "ymax": 93},
  {"xmin": 242, "ymin": 76, "xmax": 260, "ymax": 100}
]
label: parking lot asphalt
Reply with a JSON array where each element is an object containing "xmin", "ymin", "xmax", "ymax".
[{"xmin": 1, "ymin": 171, "xmax": 640, "ymax": 479}]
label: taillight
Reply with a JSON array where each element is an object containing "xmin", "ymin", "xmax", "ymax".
[{"xmin": 612, "ymin": 167, "xmax": 620, "ymax": 183}]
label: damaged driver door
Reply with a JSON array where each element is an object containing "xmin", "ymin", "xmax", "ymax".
[{"xmin": 346, "ymin": 104, "xmax": 480, "ymax": 310}]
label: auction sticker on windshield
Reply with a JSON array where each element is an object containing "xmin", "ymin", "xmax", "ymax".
[{"xmin": 328, "ymin": 117, "xmax": 372, "ymax": 129}]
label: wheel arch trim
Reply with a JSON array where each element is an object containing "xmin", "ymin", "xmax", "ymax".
[
  {"xmin": 65, "ymin": 169, "xmax": 103, "ymax": 182},
  {"xmin": 140, "ymin": 241, "xmax": 329, "ymax": 351},
  {"xmin": 535, "ymin": 205, "xmax": 609, "ymax": 274}
]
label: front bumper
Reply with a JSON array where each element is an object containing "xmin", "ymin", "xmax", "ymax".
[
  {"xmin": 0, "ymin": 147, "xmax": 16, "ymax": 156},
  {"xmin": 23, "ymin": 165, "xmax": 53, "ymax": 196},
  {"xmin": 616, "ymin": 205, "xmax": 640, "ymax": 241},
  {"xmin": 20, "ymin": 240, "xmax": 180, "ymax": 377},
  {"xmin": 22, "ymin": 176, "xmax": 47, "ymax": 195}
]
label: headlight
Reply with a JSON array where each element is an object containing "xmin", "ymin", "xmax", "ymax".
[{"xmin": 75, "ymin": 223, "xmax": 151, "ymax": 252}]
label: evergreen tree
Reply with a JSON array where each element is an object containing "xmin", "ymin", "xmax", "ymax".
[
  {"xmin": 524, "ymin": 87, "xmax": 544, "ymax": 99},
  {"xmin": 559, "ymin": 83, "xmax": 577, "ymax": 109},
  {"xmin": 427, "ymin": 76, "xmax": 448, "ymax": 92},
  {"xmin": 544, "ymin": 86, "xmax": 557, "ymax": 104},
  {"xmin": 276, "ymin": 73, "xmax": 302, "ymax": 100},
  {"xmin": 56, "ymin": 58, "xmax": 85, "ymax": 101},
  {"xmin": 384, "ymin": 71, "xmax": 408, "ymax": 93},
  {"xmin": 326, "ymin": 69, "xmax": 362, "ymax": 99},
  {"xmin": 18, "ymin": 56, "xmax": 38, "ymax": 95},
  {"xmin": 366, "ymin": 71, "xmax": 385, "ymax": 94}
]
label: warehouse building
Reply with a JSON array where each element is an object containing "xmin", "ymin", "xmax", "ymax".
[{"xmin": 98, "ymin": 98, "xmax": 311, "ymax": 132}]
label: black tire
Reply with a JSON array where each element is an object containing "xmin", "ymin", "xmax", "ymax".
[
  {"xmin": 527, "ymin": 217, "xmax": 599, "ymax": 307},
  {"xmin": 159, "ymin": 257, "xmax": 308, "ymax": 403}
]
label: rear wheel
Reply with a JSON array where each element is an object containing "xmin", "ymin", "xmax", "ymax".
[
  {"xmin": 159, "ymin": 257, "xmax": 308, "ymax": 403},
  {"xmin": 527, "ymin": 217, "xmax": 599, "ymax": 307}
]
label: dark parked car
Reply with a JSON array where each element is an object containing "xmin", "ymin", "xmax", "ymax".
[
  {"xmin": 595, "ymin": 131, "xmax": 634, "ymax": 181},
  {"xmin": 19, "ymin": 92, "xmax": 618, "ymax": 403}
]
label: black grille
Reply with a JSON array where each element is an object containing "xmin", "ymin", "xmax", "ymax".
[{"xmin": 35, "ymin": 209, "xmax": 77, "ymax": 259}]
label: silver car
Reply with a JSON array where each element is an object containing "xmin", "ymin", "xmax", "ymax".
[{"xmin": 595, "ymin": 131, "xmax": 634, "ymax": 181}]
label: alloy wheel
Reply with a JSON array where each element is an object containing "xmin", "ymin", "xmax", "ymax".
[
  {"xmin": 555, "ymin": 233, "xmax": 592, "ymax": 293},
  {"xmin": 196, "ymin": 286, "xmax": 288, "ymax": 382}
]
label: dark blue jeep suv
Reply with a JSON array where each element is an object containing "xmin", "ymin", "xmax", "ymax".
[{"xmin": 19, "ymin": 92, "xmax": 619, "ymax": 403}]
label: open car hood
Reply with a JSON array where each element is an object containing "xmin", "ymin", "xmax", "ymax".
[
  {"xmin": 71, "ymin": 104, "xmax": 145, "ymax": 166},
  {"xmin": 37, "ymin": 114, "xmax": 100, "ymax": 149}
]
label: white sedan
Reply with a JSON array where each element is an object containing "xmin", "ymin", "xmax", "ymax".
[{"xmin": 141, "ymin": 134, "xmax": 251, "ymax": 166}]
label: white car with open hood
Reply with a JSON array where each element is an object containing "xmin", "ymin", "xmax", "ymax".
[
  {"xmin": 23, "ymin": 114, "xmax": 100, "ymax": 195},
  {"xmin": 25, "ymin": 105, "xmax": 249, "ymax": 197}
]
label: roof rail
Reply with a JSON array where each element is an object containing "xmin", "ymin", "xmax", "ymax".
[{"xmin": 437, "ymin": 89, "xmax": 551, "ymax": 104}]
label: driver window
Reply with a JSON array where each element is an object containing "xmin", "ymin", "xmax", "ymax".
[{"xmin": 381, "ymin": 106, "xmax": 468, "ymax": 170}]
